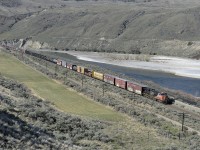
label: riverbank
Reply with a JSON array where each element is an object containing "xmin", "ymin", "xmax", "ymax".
[
  {"xmin": 65, "ymin": 51, "xmax": 200, "ymax": 79},
  {"xmin": 35, "ymin": 49, "xmax": 200, "ymax": 97}
]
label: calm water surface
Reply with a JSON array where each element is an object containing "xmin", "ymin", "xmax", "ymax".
[{"xmin": 42, "ymin": 51, "xmax": 200, "ymax": 97}]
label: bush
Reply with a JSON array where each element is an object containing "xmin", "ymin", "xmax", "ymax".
[{"xmin": 187, "ymin": 41, "xmax": 193, "ymax": 46}]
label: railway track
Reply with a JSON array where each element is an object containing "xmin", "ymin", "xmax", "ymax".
[{"xmin": 3, "ymin": 47, "xmax": 200, "ymax": 136}]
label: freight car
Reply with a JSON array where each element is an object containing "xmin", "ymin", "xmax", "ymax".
[
  {"xmin": 84, "ymin": 69, "xmax": 93, "ymax": 77},
  {"xmin": 104, "ymin": 74, "xmax": 115, "ymax": 85},
  {"xmin": 92, "ymin": 71, "xmax": 104, "ymax": 80},
  {"xmin": 25, "ymin": 50, "xmax": 54, "ymax": 63},
  {"xmin": 77, "ymin": 66, "xmax": 85, "ymax": 74},
  {"xmin": 57, "ymin": 59, "xmax": 62, "ymax": 66},
  {"xmin": 61, "ymin": 60, "xmax": 67, "ymax": 67},
  {"xmin": 127, "ymin": 81, "xmax": 148, "ymax": 95},
  {"xmin": 67, "ymin": 63, "xmax": 72, "ymax": 69},
  {"xmin": 24, "ymin": 50, "xmax": 171, "ymax": 104},
  {"xmin": 115, "ymin": 77, "xmax": 127, "ymax": 89}
]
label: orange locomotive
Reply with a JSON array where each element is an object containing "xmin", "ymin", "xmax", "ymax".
[{"xmin": 25, "ymin": 50, "xmax": 172, "ymax": 104}]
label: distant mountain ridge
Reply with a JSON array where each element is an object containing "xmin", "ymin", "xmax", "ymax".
[{"xmin": 0, "ymin": 0, "xmax": 200, "ymax": 58}]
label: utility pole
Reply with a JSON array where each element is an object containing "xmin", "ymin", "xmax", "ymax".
[
  {"xmin": 64, "ymin": 70, "xmax": 67, "ymax": 83},
  {"xmin": 81, "ymin": 75, "xmax": 84, "ymax": 88},
  {"xmin": 20, "ymin": 49, "xmax": 24, "ymax": 61},
  {"xmin": 65, "ymin": 70, "xmax": 68, "ymax": 79},
  {"xmin": 178, "ymin": 112, "xmax": 188, "ymax": 132},
  {"xmin": 93, "ymin": 88, "xmax": 96, "ymax": 100},
  {"xmin": 17, "ymin": 49, "xmax": 20, "ymax": 59},
  {"xmin": 168, "ymin": 129, "xmax": 171, "ymax": 138},
  {"xmin": 182, "ymin": 113, "xmax": 185, "ymax": 132},
  {"xmin": 178, "ymin": 112, "xmax": 189, "ymax": 140},
  {"xmin": 102, "ymin": 83, "xmax": 106, "ymax": 96},
  {"xmin": 45, "ymin": 62, "xmax": 48, "ymax": 71},
  {"xmin": 55, "ymin": 64, "xmax": 58, "ymax": 75}
]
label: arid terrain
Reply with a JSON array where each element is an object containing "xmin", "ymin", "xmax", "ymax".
[
  {"xmin": 1, "ymin": 0, "xmax": 200, "ymax": 149},
  {"xmin": 1, "ymin": 48, "xmax": 200, "ymax": 149},
  {"xmin": 1, "ymin": 0, "xmax": 200, "ymax": 58}
]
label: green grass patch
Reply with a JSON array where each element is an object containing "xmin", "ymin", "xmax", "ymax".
[{"xmin": 0, "ymin": 51, "xmax": 123, "ymax": 121}]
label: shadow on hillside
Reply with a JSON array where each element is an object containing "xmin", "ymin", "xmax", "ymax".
[{"xmin": 0, "ymin": 110, "xmax": 54, "ymax": 145}]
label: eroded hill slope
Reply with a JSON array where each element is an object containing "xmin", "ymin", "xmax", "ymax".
[{"xmin": 0, "ymin": 0, "xmax": 200, "ymax": 57}]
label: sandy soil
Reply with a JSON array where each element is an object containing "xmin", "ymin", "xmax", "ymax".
[{"xmin": 65, "ymin": 51, "xmax": 200, "ymax": 79}]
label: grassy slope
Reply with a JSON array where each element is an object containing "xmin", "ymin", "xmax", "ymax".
[
  {"xmin": 0, "ymin": 51, "xmax": 123, "ymax": 121},
  {"xmin": 0, "ymin": 50, "xmax": 188, "ymax": 149}
]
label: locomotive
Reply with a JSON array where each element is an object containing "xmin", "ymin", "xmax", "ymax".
[{"xmin": 25, "ymin": 50, "xmax": 171, "ymax": 104}]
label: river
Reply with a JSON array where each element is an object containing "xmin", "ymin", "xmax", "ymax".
[{"xmin": 40, "ymin": 51, "xmax": 200, "ymax": 97}]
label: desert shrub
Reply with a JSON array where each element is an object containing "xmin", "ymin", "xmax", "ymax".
[
  {"xmin": 4, "ymin": 49, "xmax": 200, "ymax": 149},
  {"xmin": 0, "ymin": 76, "xmax": 113, "ymax": 149},
  {"xmin": 0, "ymin": 76, "xmax": 30, "ymax": 98},
  {"xmin": 187, "ymin": 41, "xmax": 193, "ymax": 46}
]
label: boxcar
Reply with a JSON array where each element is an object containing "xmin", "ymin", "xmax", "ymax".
[
  {"xmin": 77, "ymin": 66, "xmax": 81, "ymax": 73},
  {"xmin": 57, "ymin": 59, "xmax": 62, "ymax": 66},
  {"xmin": 61, "ymin": 60, "xmax": 67, "ymax": 67},
  {"xmin": 77, "ymin": 66, "xmax": 85, "ymax": 74},
  {"xmin": 92, "ymin": 71, "xmax": 104, "ymax": 80},
  {"xmin": 81, "ymin": 67, "xmax": 85, "ymax": 74},
  {"xmin": 104, "ymin": 74, "xmax": 115, "ymax": 85},
  {"xmin": 67, "ymin": 63, "xmax": 72, "ymax": 69},
  {"xmin": 84, "ymin": 69, "xmax": 92, "ymax": 77},
  {"xmin": 115, "ymin": 77, "xmax": 127, "ymax": 89},
  {"xmin": 127, "ymin": 81, "xmax": 148, "ymax": 95}
]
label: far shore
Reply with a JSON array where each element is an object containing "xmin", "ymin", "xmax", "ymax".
[
  {"xmin": 37, "ymin": 50, "xmax": 200, "ymax": 79},
  {"xmin": 67, "ymin": 51, "xmax": 200, "ymax": 79}
]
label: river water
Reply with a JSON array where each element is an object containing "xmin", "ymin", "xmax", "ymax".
[{"xmin": 41, "ymin": 51, "xmax": 200, "ymax": 97}]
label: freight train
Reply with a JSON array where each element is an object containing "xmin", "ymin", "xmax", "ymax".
[{"xmin": 25, "ymin": 50, "xmax": 171, "ymax": 104}]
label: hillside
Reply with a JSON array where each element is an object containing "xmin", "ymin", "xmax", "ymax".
[
  {"xmin": 1, "ymin": 0, "xmax": 200, "ymax": 57},
  {"xmin": 0, "ymin": 75, "xmax": 113, "ymax": 149},
  {"xmin": 1, "ymin": 45, "xmax": 200, "ymax": 149},
  {"xmin": 0, "ymin": 51, "xmax": 123, "ymax": 121}
]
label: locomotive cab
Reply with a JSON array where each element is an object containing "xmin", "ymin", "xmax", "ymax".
[{"xmin": 155, "ymin": 92, "xmax": 168, "ymax": 103}]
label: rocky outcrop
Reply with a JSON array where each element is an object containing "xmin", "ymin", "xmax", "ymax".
[
  {"xmin": 21, "ymin": 39, "xmax": 50, "ymax": 49},
  {"xmin": 0, "ymin": 38, "xmax": 51, "ymax": 50}
]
